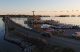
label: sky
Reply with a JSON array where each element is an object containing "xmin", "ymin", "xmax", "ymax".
[{"xmin": 0, "ymin": 0, "xmax": 80, "ymax": 15}]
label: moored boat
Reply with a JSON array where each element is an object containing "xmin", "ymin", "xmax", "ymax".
[
  {"xmin": 2, "ymin": 16, "xmax": 50, "ymax": 48},
  {"xmin": 3, "ymin": 16, "xmax": 79, "ymax": 52}
]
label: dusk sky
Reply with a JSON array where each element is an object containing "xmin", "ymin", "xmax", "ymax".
[{"xmin": 0, "ymin": 0, "xmax": 80, "ymax": 15}]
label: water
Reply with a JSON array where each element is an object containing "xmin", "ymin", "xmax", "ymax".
[
  {"xmin": 41, "ymin": 17, "xmax": 80, "ymax": 26},
  {"xmin": 11, "ymin": 17, "xmax": 80, "ymax": 27},
  {"xmin": 0, "ymin": 17, "xmax": 80, "ymax": 52},
  {"xmin": 0, "ymin": 18, "xmax": 22, "ymax": 52},
  {"xmin": 12, "ymin": 18, "xmax": 28, "ymax": 28}
]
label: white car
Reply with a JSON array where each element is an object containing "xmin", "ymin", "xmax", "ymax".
[{"xmin": 72, "ymin": 32, "xmax": 80, "ymax": 38}]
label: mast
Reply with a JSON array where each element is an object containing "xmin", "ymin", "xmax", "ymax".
[
  {"xmin": 32, "ymin": 11, "xmax": 35, "ymax": 16},
  {"xmin": 32, "ymin": 11, "xmax": 41, "ymax": 32}
]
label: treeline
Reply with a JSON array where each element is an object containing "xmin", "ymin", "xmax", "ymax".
[
  {"xmin": 55, "ymin": 15, "xmax": 80, "ymax": 17},
  {"xmin": 0, "ymin": 15, "xmax": 50, "ymax": 18}
]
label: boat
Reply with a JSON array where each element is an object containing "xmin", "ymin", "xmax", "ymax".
[
  {"xmin": 3, "ymin": 16, "xmax": 80, "ymax": 52},
  {"xmin": 2, "ymin": 16, "xmax": 50, "ymax": 48}
]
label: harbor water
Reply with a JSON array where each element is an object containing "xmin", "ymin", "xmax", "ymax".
[
  {"xmin": 41, "ymin": 17, "xmax": 80, "ymax": 26},
  {"xmin": 0, "ymin": 18, "xmax": 22, "ymax": 52},
  {"xmin": 0, "ymin": 17, "xmax": 80, "ymax": 52}
]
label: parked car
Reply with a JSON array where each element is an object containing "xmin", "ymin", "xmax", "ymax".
[{"xmin": 72, "ymin": 32, "xmax": 80, "ymax": 39}]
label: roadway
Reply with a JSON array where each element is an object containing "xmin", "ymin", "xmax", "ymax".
[{"xmin": 48, "ymin": 36, "xmax": 80, "ymax": 52}]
